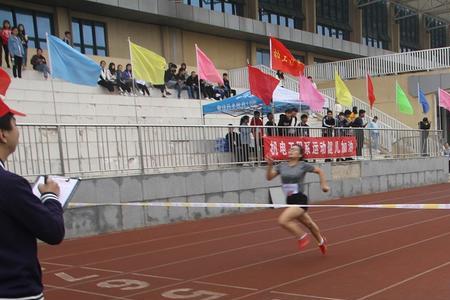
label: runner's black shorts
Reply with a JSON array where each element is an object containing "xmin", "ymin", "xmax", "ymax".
[{"xmin": 286, "ymin": 192, "xmax": 309, "ymax": 212}]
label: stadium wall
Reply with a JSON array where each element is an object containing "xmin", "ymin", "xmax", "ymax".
[{"xmin": 64, "ymin": 157, "xmax": 448, "ymax": 239}]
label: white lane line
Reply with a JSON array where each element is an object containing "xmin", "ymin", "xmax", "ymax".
[
  {"xmin": 270, "ymin": 290, "xmax": 347, "ymax": 300},
  {"xmin": 355, "ymin": 261, "xmax": 450, "ymax": 300}
]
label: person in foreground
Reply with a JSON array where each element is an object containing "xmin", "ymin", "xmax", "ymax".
[
  {"xmin": 266, "ymin": 145, "xmax": 329, "ymax": 254},
  {"xmin": 0, "ymin": 99, "xmax": 65, "ymax": 300}
]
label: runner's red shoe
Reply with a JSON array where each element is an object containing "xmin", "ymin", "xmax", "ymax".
[
  {"xmin": 298, "ymin": 234, "xmax": 310, "ymax": 251},
  {"xmin": 318, "ymin": 237, "xmax": 327, "ymax": 255}
]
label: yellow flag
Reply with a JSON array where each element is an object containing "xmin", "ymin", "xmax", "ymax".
[
  {"xmin": 335, "ymin": 71, "xmax": 353, "ymax": 107},
  {"xmin": 129, "ymin": 41, "xmax": 166, "ymax": 85}
]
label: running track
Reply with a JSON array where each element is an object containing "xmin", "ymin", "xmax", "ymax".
[{"xmin": 39, "ymin": 183, "xmax": 450, "ymax": 300}]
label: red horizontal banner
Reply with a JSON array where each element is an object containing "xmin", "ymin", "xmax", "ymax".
[{"xmin": 264, "ymin": 136, "xmax": 357, "ymax": 159}]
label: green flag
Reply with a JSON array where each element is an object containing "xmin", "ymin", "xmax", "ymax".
[{"xmin": 396, "ymin": 82, "xmax": 414, "ymax": 115}]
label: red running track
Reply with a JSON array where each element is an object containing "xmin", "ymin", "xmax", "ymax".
[{"xmin": 39, "ymin": 183, "xmax": 450, "ymax": 300}]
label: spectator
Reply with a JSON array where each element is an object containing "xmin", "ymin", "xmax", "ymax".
[
  {"xmin": 225, "ymin": 124, "xmax": 240, "ymax": 162},
  {"xmin": 200, "ymin": 79, "xmax": 215, "ymax": 99},
  {"xmin": 276, "ymin": 70, "xmax": 285, "ymax": 87},
  {"xmin": 335, "ymin": 112, "xmax": 348, "ymax": 137},
  {"xmin": 97, "ymin": 60, "xmax": 115, "ymax": 92},
  {"xmin": 419, "ymin": 117, "xmax": 431, "ymax": 156},
  {"xmin": 278, "ymin": 108, "xmax": 294, "ymax": 136},
  {"xmin": 213, "ymin": 85, "xmax": 225, "ymax": 100},
  {"xmin": 176, "ymin": 67, "xmax": 189, "ymax": 99},
  {"xmin": 30, "ymin": 48, "xmax": 50, "ymax": 79},
  {"xmin": 368, "ymin": 116, "xmax": 380, "ymax": 153},
  {"xmin": 250, "ymin": 111, "xmax": 264, "ymax": 159},
  {"xmin": 443, "ymin": 142, "xmax": 450, "ymax": 172},
  {"xmin": 322, "ymin": 110, "xmax": 335, "ymax": 137},
  {"xmin": 239, "ymin": 115, "xmax": 251, "ymax": 163},
  {"xmin": 116, "ymin": 64, "xmax": 132, "ymax": 94},
  {"xmin": 265, "ymin": 112, "xmax": 276, "ymax": 136},
  {"xmin": 298, "ymin": 114, "xmax": 310, "ymax": 137},
  {"xmin": 223, "ymin": 73, "xmax": 236, "ymax": 98},
  {"xmin": 352, "ymin": 109, "xmax": 367, "ymax": 157},
  {"xmin": 0, "ymin": 20, "xmax": 11, "ymax": 68},
  {"xmin": 156, "ymin": 63, "xmax": 177, "ymax": 97},
  {"xmin": 136, "ymin": 79, "xmax": 150, "ymax": 96},
  {"xmin": 17, "ymin": 24, "xmax": 28, "ymax": 69},
  {"xmin": 8, "ymin": 27, "xmax": 24, "ymax": 79},
  {"xmin": 289, "ymin": 108, "xmax": 299, "ymax": 136},
  {"xmin": 307, "ymin": 76, "xmax": 317, "ymax": 88},
  {"xmin": 62, "ymin": 31, "xmax": 72, "ymax": 46},
  {"xmin": 349, "ymin": 106, "xmax": 358, "ymax": 123},
  {"xmin": 106, "ymin": 62, "xmax": 117, "ymax": 81},
  {"xmin": 185, "ymin": 71, "xmax": 199, "ymax": 99}
]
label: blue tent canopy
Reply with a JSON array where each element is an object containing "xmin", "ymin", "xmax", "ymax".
[{"xmin": 202, "ymin": 91, "xmax": 309, "ymax": 116}]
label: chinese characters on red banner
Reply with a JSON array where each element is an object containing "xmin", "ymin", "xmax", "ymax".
[{"xmin": 263, "ymin": 136, "xmax": 357, "ymax": 159}]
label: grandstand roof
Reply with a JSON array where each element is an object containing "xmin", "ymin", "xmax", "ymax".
[{"xmin": 393, "ymin": 0, "xmax": 450, "ymax": 25}]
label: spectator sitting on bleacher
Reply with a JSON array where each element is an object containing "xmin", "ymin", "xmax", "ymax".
[
  {"xmin": 97, "ymin": 60, "xmax": 115, "ymax": 92},
  {"xmin": 136, "ymin": 79, "xmax": 150, "ymax": 96},
  {"xmin": 121, "ymin": 64, "xmax": 137, "ymax": 96},
  {"xmin": 223, "ymin": 73, "xmax": 236, "ymax": 98},
  {"xmin": 186, "ymin": 71, "xmax": 199, "ymax": 99},
  {"xmin": 0, "ymin": 20, "xmax": 12, "ymax": 68},
  {"xmin": 176, "ymin": 66, "xmax": 190, "ymax": 99},
  {"xmin": 158, "ymin": 63, "xmax": 177, "ymax": 98},
  {"xmin": 116, "ymin": 64, "xmax": 132, "ymax": 95},
  {"xmin": 200, "ymin": 79, "xmax": 215, "ymax": 100},
  {"xmin": 213, "ymin": 85, "xmax": 225, "ymax": 100},
  {"xmin": 30, "ymin": 48, "xmax": 50, "ymax": 79}
]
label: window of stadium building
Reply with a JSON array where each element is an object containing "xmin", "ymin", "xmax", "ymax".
[
  {"xmin": 256, "ymin": 49, "xmax": 270, "ymax": 66},
  {"xmin": 426, "ymin": 17, "xmax": 447, "ymax": 49},
  {"xmin": 362, "ymin": 0, "xmax": 388, "ymax": 49},
  {"xmin": 316, "ymin": 0, "xmax": 350, "ymax": 40},
  {"xmin": 72, "ymin": 19, "xmax": 108, "ymax": 56},
  {"xmin": 258, "ymin": 0, "xmax": 302, "ymax": 29},
  {"xmin": 0, "ymin": 6, "xmax": 53, "ymax": 49},
  {"xmin": 396, "ymin": 5, "xmax": 419, "ymax": 52},
  {"xmin": 183, "ymin": 0, "xmax": 244, "ymax": 16}
]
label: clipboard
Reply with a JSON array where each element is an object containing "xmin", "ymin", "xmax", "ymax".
[{"xmin": 32, "ymin": 176, "xmax": 81, "ymax": 209}]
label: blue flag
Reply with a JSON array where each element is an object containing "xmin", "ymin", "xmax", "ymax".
[
  {"xmin": 47, "ymin": 35, "xmax": 101, "ymax": 86},
  {"xmin": 418, "ymin": 87, "xmax": 430, "ymax": 114}
]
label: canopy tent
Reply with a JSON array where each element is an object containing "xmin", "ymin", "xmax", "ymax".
[{"xmin": 202, "ymin": 86, "xmax": 309, "ymax": 116}]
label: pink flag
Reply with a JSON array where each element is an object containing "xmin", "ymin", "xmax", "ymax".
[
  {"xmin": 299, "ymin": 75, "xmax": 325, "ymax": 112},
  {"xmin": 439, "ymin": 88, "xmax": 450, "ymax": 112},
  {"xmin": 196, "ymin": 45, "xmax": 224, "ymax": 86}
]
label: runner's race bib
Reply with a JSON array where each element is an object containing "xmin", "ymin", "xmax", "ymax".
[{"xmin": 282, "ymin": 184, "xmax": 298, "ymax": 197}]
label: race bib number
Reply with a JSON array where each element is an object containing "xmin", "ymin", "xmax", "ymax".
[{"xmin": 282, "ymin": 184, "xmax": 298, "ymax": 197}]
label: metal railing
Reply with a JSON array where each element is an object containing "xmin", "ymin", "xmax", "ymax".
[
  {"xmin": 304, "ymin": 47, "xmax": 450, "ymax": 82},
  {"xmin": 7, "ymin": 124, "xmax": 443, "ymax": 179},
  {"xmin": 228, "ymin": 65, "xmax": 409, "ymax": 130}
]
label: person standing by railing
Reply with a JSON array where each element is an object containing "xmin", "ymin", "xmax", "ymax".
[
  {"xmin": 419, "ymin": 117, "xmax": 430, "ymax": 157},
  {"xmin": 368, "ymin": 116, "xmax": 380, "ymax": 153},
  {"xmin": 225, "ymin": 124, "xmax": 240, "ymax": 163},
  {"xmin": 352, "ymin": 109, "xmax": 367, "ymax": 158},
  {"xmin": 265, "ymin": 113, "xmax": 276, "ymax": 136},
  {"xmin": 239, "ymin": 116, "xmax": 251, "ymax": 164},
  {"xmin": 443, "ymin": 143, "xmax": 450, "ymax": 173}
]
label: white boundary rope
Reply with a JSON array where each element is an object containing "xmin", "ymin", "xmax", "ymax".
[{"xmin": 68, "ymin": 202, "xmax": 450, "ymax": 210}]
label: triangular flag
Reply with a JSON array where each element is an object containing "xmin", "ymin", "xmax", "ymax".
[
  {"xmin": 367, "ymin": 74, "xmax": 376, "ymax": 109},
  {"xmin": 396, "ymin": 82, "xmax": 414, "ymax": 115},
  {"xmin": 438, "ymin": 88, "xmax": 450, "ymax": 113},
  {"xmin": 47, "ymin": 35, "xmax": 101, "ymax": 86},
  {"xmin": 129, "ymin": 41, "xmax": 166, "ymax": 85},
  {"xmin": 299, "ymin": 75, "xmax": 324, "ymax": 112},
  {"xmin": 0, "ymin": 67, "xmax": 11, "ymax": 96},
  {"xmin": 248, "ymin": 65, "xmax": 279, "ymax": 105},
  {"xmin": 417, "ymin": 86, "xmax": 430, "ymax": 114},
  {"xmin": 196, "ymin": 45, "xmax": 223, "ymax": 85},
  {"xmin": 335, "ymin": 71, "xmax": 352, "ymax": 107},
  {"xmin": 270, "ymin": 37, "xmax": 305, "ymax": 76}
]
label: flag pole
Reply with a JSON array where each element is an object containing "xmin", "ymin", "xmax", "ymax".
[
  {"xmin": 45, "ymin": 33, "xmax": 59, "ymax": 123},
  {"xmin": 128, "ymin": 37, "xmax": 139, "ymax": 124},
  {"xmin": 195, "ymin": 44, "xmax": 205, "ymax": 125},
  {"xmin": 436, "ymin": 91, "xmax": 441, "ymax": 131}
]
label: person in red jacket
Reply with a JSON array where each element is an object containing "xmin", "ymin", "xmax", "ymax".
[{"xmin": 0, "ymin": 20, "xmax": 12, "ymax": 68}]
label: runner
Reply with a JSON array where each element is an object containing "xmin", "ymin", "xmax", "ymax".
[{"xmin": 266, "ymin": 144, "xmax": 329, "ymax": 254}]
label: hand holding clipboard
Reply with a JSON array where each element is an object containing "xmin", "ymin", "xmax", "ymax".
[{"xmin": 32, "ymin": 176, "xmax": 81, "ymax": 209}]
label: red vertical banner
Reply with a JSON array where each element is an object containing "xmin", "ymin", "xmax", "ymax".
[{"xmin": 264, "ymin": 136, "xmax": 357, "ymax": 159}]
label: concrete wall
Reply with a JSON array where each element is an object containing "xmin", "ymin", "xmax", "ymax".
[{"xmin": 64, "ymin": 157, "xmax": 448, "ymax": 239}]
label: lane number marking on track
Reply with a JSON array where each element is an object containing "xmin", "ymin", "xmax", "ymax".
[
  {"xmin": 97, "ymin": 279, "xmax": 149, "ymax": 290},
  {"xmin": 161, "ymin": 288, "xmax": 227, "ymax": 299}
]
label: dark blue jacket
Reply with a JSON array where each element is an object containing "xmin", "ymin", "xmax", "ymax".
[{"xmin": 0, "ymin": 164, "xmax": 65, "ymax": 298}]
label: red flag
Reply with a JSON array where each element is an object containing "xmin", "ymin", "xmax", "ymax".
[
  {"xmin": 367, "ymin": 74, "xmax": 376, "ymax": 109},
  {"xmin": 248, "ymin": 65, "xmax": 279, "ymax": 105},
  {"xmin": 0, "ymin": 67, "xmax": 11, "ymax": 96},
  {"xmin": 270, "ymin": 37, "xmax": 305, "ymax": 76}
]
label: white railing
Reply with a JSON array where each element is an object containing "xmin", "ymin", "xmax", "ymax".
[
  {"xmin": 304, "ymin": 47, "xmax": 450, "ymax": 82},
  {"xmin": 228, "ymin": 65, "xmax": 411, "ymax": 130}
]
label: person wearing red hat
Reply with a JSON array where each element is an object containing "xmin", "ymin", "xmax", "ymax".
[{"xmin": 0, "ymin": 100, "xmax": 65, "ymax": 300}]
